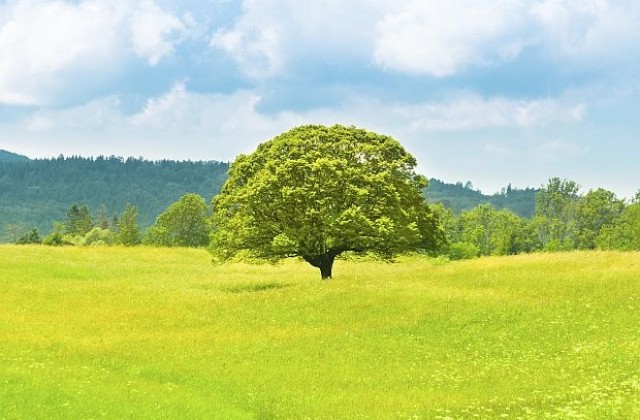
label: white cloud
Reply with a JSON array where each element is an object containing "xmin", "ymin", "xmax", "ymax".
[
  {"xmin": 0, "ymin": 0, "xmax": 187, "ymax": 106},
  {"xmin": 219, "ymin": 0, "xmax": 640, "ymax": 80},
  {"xmin": 210, "ymin": 0, "xmax": 392, "ymax": 79},
  {"xmin": 130, "ymin": 0, "xmax": 187, "ymax": 66},
  {"xmin": 23, "ymin": 95, "xmax": 123, "ymax": 132},
  {"xmin": 373, "ymin": 0, "xmax": 640, "ymax": 76},
  {"xmin": 0, "ymin": 0, "xmax": 637, "ymax": 200},
  {"xmin": 0, "ymin": 0, "xmax": 122, "ymax": 105},
  {"xmin": 211, "ymin": 22, "xmax": 283, "ymax": 79},
  {"xmin": 13, "ymin": 85, "xmax": 304, "ymax": 160},
  {"xmin": 129, "ymin": 82, "xmax": 296, "ymax": 141},
  {"xmin": 131, "ymin": 81, "xmax": 189, "ymax": 127},
  {"xmin": 384, "ymin": 96, "xmax": 587, "ymax": 132},
  {"xmin": 529, "ymin": 0, "xmax": 640, "ymax": 63},
  {"xmin": 1, "ymin": 0, "xmax": 637, "ymax": 107},
  {"xmin": 14, "ymin": 83, "xmax": 589, "ymax": 164},
  {"xmin": 374, "ymin": 0, "xmax": 527, "ymax": 76},
  {"xmin": 7, "ymin": 80, "xmax": 638, "ymax": 198}
]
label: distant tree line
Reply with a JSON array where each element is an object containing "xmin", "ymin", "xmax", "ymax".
[
  {"xmin": 425, "ymin": 178, "xmax": 537, "ymax": 218},
  {"xmin": 435, "ymin": 177, "xmax": 640, "ymax": 259},
  {"xmin": 16, "ymin": 193, "xmax": 211, "ymax": 248},
  {"xmin": 0, "ymin": 155, "xmax": 228, "ymax": 241},
  {"xmin": 1, "ymin": 153, "xmax": 543, "ymax": 244},
  {"xmin": 3, "ymin": 152, "xmax": 639, "ymax": 258}
]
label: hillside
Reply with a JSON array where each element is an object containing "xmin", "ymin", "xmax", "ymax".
[
  {"xmin": 0, "ymin": 155, "xmax": 228, "ymax": 239},
  {"xmin": 0, "ymin": 149, "xmax": 30, "ymax": 162},
  {"xmin": 425, "ymin": 178, "xmax": 537, "ymax": 218},
  {"xmin": 2, "ymin": 246, "xmax": 639, "ymax": 418}
]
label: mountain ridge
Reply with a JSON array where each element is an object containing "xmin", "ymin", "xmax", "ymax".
[{"xmin": 0, "ymin": 149, "xmax": 30, "ymax": 162}]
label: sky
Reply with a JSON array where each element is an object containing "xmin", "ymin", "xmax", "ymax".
[{"xmin": 1, "ymin": 0, "xmax": 639, "ymax": 198}]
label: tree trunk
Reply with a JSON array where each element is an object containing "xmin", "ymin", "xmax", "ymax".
[
  {"xmin": 303, "ymin": 251, "xmax": 337, "ymax": 280},
  {"xmin": 319, "ymin": 253, "xmax": 335, "ymax": 279}
]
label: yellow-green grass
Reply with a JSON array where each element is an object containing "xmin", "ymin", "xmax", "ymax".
[{"xmin": 1, "ymin": 246, "xmax": 640, "ymax": 419}]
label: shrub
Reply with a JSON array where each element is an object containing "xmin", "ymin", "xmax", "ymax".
[
  {"xmin": 83, "ymin": 227, "xmax": 114, "ymax": 246},
  {"xmin": 448, "ymin": 242, "xmax": 479, "ymax": 260}
]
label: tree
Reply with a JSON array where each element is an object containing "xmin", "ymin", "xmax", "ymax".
[
  {"xmin": 210, "ymin": 124, "xmax": 442, "ymax": 279},
  {"xmin": 535, "ymin": 178, "xmax": 580, "ymax": 250},
  {"xmin": 82, "ymin": 227, "xmax": 114, "ymax": 246},
  {"xmin": 144, "ymin": 193, "xmax": 210, "ymax": 247},
  {"xmin": 16, "ymin": 228, "xmax": 41, "ymax": 244},
  {"xmin": 430, "ymin": 203, "xmax": 457, "ymax": 246},
  {"xmin": 115, "ymin": 203, "xmax": 142, "ymax": 246},
  {"xmin": 42, "ymin": 222, "xmax": 69, "ymax": 246},
  {"xmin": 492, "ymin": 209, "xmax": 539, "ymax": 255},
  {"xmin": 64, "ymin": 203, "xmax": 93, "ymax": 236},
  {"xmin": 574, "ymin": 188, "xmax": 624, "ymax": 249},
  {"xmin": 458, "ymin": 204, "xmax": 497, "ymax": 256},
  {"xmin": 97, "ymin": 205, "xmax": 111, "ymax": 230},
  {"xmin": 456, "ymin": 204, "xmax": 534, "ymax": 256},
  {"xmin": 597, "ymin": 204, "xmax": 640, "ymax": 251}
]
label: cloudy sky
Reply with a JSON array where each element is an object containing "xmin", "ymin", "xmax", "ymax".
[{"xmin": 1, "ymin": 0, "xmax": 639, "ymax": 197}]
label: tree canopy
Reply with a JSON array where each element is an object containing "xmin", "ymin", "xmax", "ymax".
[
  {"xmin": 145, "ymin": 193, "xmax": 211, "ymax": 247},
  {"xmin": 534, "ymin": 177, "xmax": 580, "ymax": 250},
  {"xmin": 210, "ymin": 124, "xmax": 442, "ymax": 279}
]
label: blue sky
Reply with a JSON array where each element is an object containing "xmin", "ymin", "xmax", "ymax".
[{"xmin": 1, "ymin": 0, "xmax": 639, "ymax": 197}]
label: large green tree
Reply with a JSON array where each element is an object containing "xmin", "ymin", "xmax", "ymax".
[{"xmin": 210, "ymin": 124, "xmax": 442, "ymax": 279}]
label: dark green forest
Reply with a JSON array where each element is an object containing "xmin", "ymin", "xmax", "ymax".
[
  {"xmin": 0, "ymin": 150, "xmax": 29, "ymax": 162},
  {"xmin": 0, "ymin": 153, "xmax": 228, "ymax": 242},
  {"xmin": 0, "ymin": 150, "xmax": 537, "ymax": 242},
  {"xmin": 425, "ymin": 179, "xmax": 537, "ymax": 218}
]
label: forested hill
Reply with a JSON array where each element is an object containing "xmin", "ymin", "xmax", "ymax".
[
  {"xmin": 0, "ymin": 156, "xmax": 228, "ymax": 239},
  {"xmin": 0, "ymin": 152, "xmax": 537, "ymax": 241},
  {"xmin": 0, "ymin": 149, "xmax": 30, "ymax": 162},
  {"xmin": 425, "ymin": 179, "xmax": 537, "ymax": 218}
]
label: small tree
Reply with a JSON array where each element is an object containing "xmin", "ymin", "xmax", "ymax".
[
  {"xmin": 447, "ymin": 242, "xmax": 479, "ymax": 260},
  {"xmin": 42, "ymin": 222, "xmax": 69, "ymax": 246},
  {"xmin": 144, "ymin": 193, "xmax": 210, "ymax": 247},
  {"xmin": 83, "ymin": 227, "xmax": 114, "ymax": 246},
  {"xmin": 64, "ymin": 203, "xmax": 93, "ymax": 236},
  {"xmin": 458, "ymin": 204, "xmax": 497, "ymax": 256},
  {"xmin": 97, "ymin": 205, "xmax": 111, "ymax": 230},
  {"xmin": 210, "ymin": 124, "xmax": 442, "ymax": 279},
  {"xmin": 115, "ymin": 203, "xmax": 142, "ymax": 246},
  {"xmin": 16, "ymin": 228, "xmax": 41, "ymax": 244},
  {"xmin": 535, "ymin": 178, "xmax": 580, "ymax": 250}
]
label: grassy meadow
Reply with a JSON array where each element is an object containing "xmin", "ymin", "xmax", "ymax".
[{"xmin": 1, "ymin": 245, "xmax": 640, "ymax": 419}]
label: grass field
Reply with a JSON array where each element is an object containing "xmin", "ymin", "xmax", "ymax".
[{"xmin": 1, "ymin": 245, "xmax": 640, "ymax": 419}]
